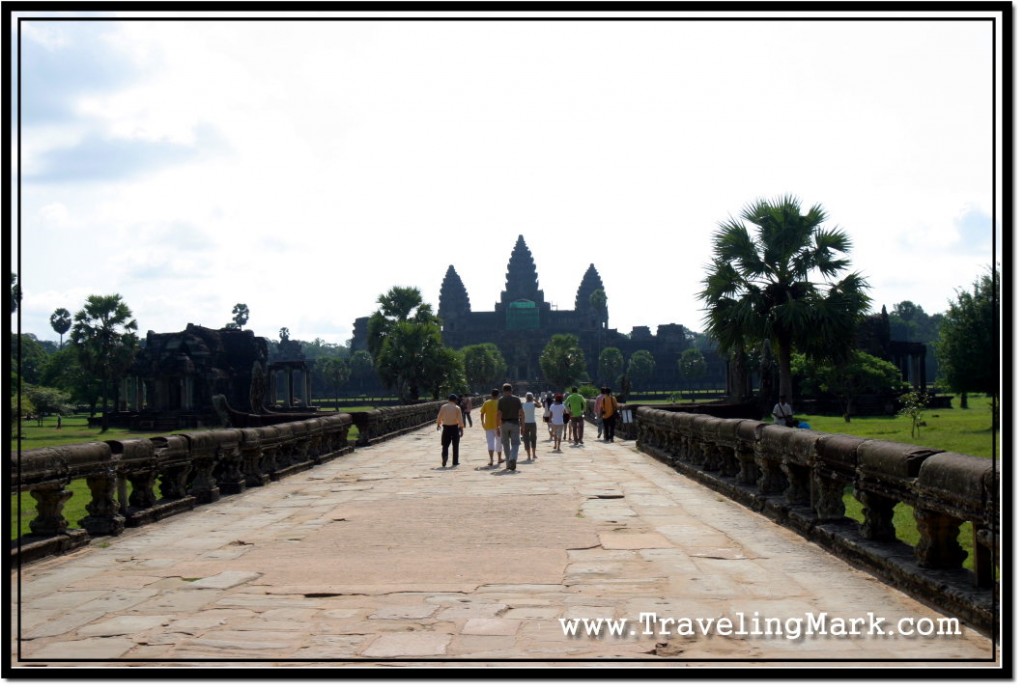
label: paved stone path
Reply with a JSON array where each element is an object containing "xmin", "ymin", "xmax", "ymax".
[{"xmin": 9, "ymin": 422, "xmax": 997, "ymax": 669}]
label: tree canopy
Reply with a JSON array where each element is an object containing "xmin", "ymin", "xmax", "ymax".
[
  {"xmin": 699, "ymin": 195, "xmax": 871, "ymax": 402},
  {"xmin": 539, "ymin": 334, "xmax": 588, "ymax": 391},
  {"xmin": 460, "ymin": 343, "xmax": 507, "ymax": 393},
  {"xmin": 935, "ymin": 267, "xmax": 999, "ymax": 411},
  {"xmin": 369, "ymin": 286, "xmax": 461, "ymax": 402},
  {"xmin": 626, "ymin": 350, "xmax": 656, "ymax": 391},
  {"xmin": 50, "ymin": 308, "xmax": 72, "ymax": 348},
  {"xmin": 597, "ymin": 347, "xmax": 624, "ymax": 387},
  {"xmin": 226, "ymin": 303, "xmax": 250, "ymax": 330},
  {"xmin": 68, "ymin": 294, "xmax": 139, "ymax": 428}
]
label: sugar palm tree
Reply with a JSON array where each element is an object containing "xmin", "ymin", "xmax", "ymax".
[
  {"xmin": 700, "ymin": 195, "xmax": 870, "ymax": 402},
  {"xmin": 69, "ymin": 294, "xmax": 139, "ymax": 430},
  {"xmin": 50, "ymin": 308, "xmax": 72, "ymax": 348}
]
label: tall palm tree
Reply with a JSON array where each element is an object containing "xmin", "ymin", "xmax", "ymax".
[
  {"xmin": 230, "ymin": 303, "xmax": 250, "ymax": 329},
  {"xmin": 69, "ymin": 294, "xmax": 139, "ymax": 430},
  {"xmin": 700, "ymin": 195, "xmax": 870, "ymax": 402},
  {"xmin": 50, "ymin": 308, "xmax": 72, "ymax": 348}
]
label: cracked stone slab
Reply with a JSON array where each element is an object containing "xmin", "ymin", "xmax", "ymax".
[
  {"xmin": 369, "ymin": 604, "xmax": 439, "ymax": 620},
  {"xmin": 79, "ymin": 615, "xmax": 171, "ymax": 636},
  {"xmin": 599, "ymin": 532, "xmax": 674, "ymax": 550},
  {"xmin": 360, "ymin": 631, "xmax": 451, "ymax": 657},
  {"xmin": 185, "ymin": 629, "xmax": 298, "ymax": 651},
  {"xmin": 183, "ymin": 571, "xmax": 262, "ymax": 589},
  {"xmin": 692, "ymin": 548, "xmax": 749, "ymax": 560}
]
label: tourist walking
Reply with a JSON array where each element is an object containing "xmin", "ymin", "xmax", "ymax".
[
  {"xmin": 548, "ymin": 393, "xmax": 566, "ymax": 452},
  {"xmin": 480, "ymin": 388, "xmax": 503, "ymax": 466},
  {"xmin": 564, "ymin": 386, "xmax": 586, "ymax": 446},
  {"xmin": 497, "ymin": 383, "xmax": 525, "ymax": 471},
  {"xmin": 436, "ymin": 393, "xmax": 465, "ymax": 468},
  {"xmin": 600, "ymin": 387, "xmax": 619, "ymax": 442},
  {"xmin": 543, "ymin": 391, "xmax": 555, "ymax": 442},
  {"xmin": 461, "ymin": 394, "xmax": 473, "ymax": 427},
  {"xmin": 594, "ymin": 389, "xmax": 606, "ymax": 439},
  {"xmin": 522, "ymin": 392, "xmax": 542, "ymax": 461}
]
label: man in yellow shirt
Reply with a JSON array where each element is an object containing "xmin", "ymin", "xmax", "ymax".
[
  {"xmin": 479, "ymin": 388, "xmax": 503, "ymax": 467},
  {"xmin": 436, "ymin": 393, "xmax": 465, "ymax": 468}
]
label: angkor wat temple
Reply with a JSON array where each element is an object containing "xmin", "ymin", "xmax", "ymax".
[{"xmin": 352, "ymin": 235, "xmax": 719, "ymax": 392}]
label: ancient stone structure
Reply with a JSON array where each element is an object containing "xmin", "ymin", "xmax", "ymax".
[
  {"xmin": 352, "ymin": 235, "xmax": 724, "ymax": 392},
  {"xmin": 858, "ymin": 306, "xmax": 930, "ymax": 392},
  {"xmin": 117, "ymin": 324, "xmax": 314, "ymax": 430}
]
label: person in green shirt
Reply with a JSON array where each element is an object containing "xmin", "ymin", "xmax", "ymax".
[{"xmin": 564, "ymin": 386, "xmax": 587, "ymax": 446}]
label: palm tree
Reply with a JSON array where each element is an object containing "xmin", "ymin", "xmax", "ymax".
[
  {"xmin": 69, "ymin": 294, "xmax": 139, "ymax": 430},
  {"xmin": 50, "ymin": 308, "xmax": 72, "ymax": 348},
  {"xmin": 699, "ymin": 195, "xmax": 870, "ymax": 402},
  {"xmin": 232, "ymin": 303, "xmax": 250, "ymax": 328}
]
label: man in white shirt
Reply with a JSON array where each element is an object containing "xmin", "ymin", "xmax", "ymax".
[{"xmin": 772, "ymin": 395, "xmax": 794, "ymax": 426}]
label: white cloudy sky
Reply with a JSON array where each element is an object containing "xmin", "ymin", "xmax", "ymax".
[{"xmin": 10, "ymin": 8, "xmax": 1004, "ymax": 347}]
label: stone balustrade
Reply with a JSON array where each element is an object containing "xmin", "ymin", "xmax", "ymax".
[
  {"xmin": 634, "ymin": 406, "xmax": 999, "ymax": 633},
  {"xmin": 10, "ymin": 400, "xmax": 998, "ymax": 634},
  {"xmin": 350, "ymin": 399, "xmax": 475, "ymax": 446},
  {"xmin": 9, "ymin": 413, "xmax": 354, "ymax": 566}
]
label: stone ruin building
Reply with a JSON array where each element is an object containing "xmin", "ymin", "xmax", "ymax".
[{"xmin": 115, "ymin": 323, "xmax": 314, "ymax": 430}]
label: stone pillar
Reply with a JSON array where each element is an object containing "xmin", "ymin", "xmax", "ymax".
[
  {"xmin": 27, "ymin": 482, "xmax": 71, "ymax": 536},
  {"xmin": 914, "ymin": 508, "xmax": 967, "ymax": 568},
  {"xmin": 158, "ymin": 465, "xmax": 191, "ymax": 501},
  {"xmin": 80, "ymin": 470, "xmax": 126, "ymax": 536},
  {"xmin": 126, "ymin": 470, "xmax": 158, "ymax": 510},
  {"xmin": 189, "ymin": 456, "xmax": 221, "ymax": 504},
  {"xmin": 854, "ymin": 489, "xmax": 897, "ymax": 542},
  {"xmin": 811, "ymin": 469, "xmax": 847, "ymax": 521}
]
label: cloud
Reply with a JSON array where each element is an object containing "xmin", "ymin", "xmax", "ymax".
[
  {"xmin": 23, "ymin": 121, "xmax": 228, "ymax": 182},
  {"xmin": 953, "ymin": 206, "xmax": 995, "ymax": 254},
  {"xmin": 19, "ymin": 20, "xmax": 147, "ymax": 123}
]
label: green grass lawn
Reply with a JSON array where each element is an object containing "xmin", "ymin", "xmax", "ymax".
[
  {"xmin": 796, "ymin": 394, "xmax": 997, "ymax": 574},
  {"xmin": 791, "ymin": 394, "xmax": 999, "ymax": 460}
]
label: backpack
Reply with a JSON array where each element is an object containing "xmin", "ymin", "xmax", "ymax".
[{"xmin": 602, "ymin": 395, "xmax": 617, "ymax": 418}]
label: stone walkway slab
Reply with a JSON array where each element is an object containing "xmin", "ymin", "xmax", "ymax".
[{"xmin": 9, "ymin": 422, "xmax": 998, "ymax": 671}]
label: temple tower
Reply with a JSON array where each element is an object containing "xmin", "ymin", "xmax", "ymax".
[
  {"xmin": 438, "ymin": 265, "xmax": 471, "ymax": 320},
  {"xmin": 496, "ymin": 235, "xmax": 548, "ymax": 310},
  {"xmin": 574, "ymin": 263, "xmax": 608, "ymax": 329}
]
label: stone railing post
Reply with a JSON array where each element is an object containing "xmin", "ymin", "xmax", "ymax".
[
  {"xmin": 80, "ymin": 469, "xmax": 126, "ymax": 537},
  {"xmin": 855, "ymin": 440, "xmax": 939, "ymax": 543},
  {"xmin": 153, "ymin": 436, "xmax": 192, "ymax": 502},
  {"xmin": 60, "ymin": 442, "xmax": 123, "ymax": 537},
  {"xmin": 28, "ymin": 482, "xmax": 71, "ymax": 537},
  {"xmin": 239, "ymin": 428, "xmax": 269, "ymax": 487},
  {"xmin": 107, "ymin": 439, "xmax": 158, "ymax": 517},
  {"xmin": 181, "ymin": 431, "xmax": 221, "ymax": 504},
  {"xmin": 914, "ymin": 451, "xmax": 996, "ymax": 582},
  {"xmin": 753, "ymin": 425, "xmax": 791, "ymax": 495},
  {"xmin": 211, "ymin": 429, "xmax": 245, "ymax": 495},
  {"xmin": 812, "ymin": 434, "xmax": 863, "ymax": 522},
  {"xmin": 733, "ymin": 420, "xmax": 764, "ymax": 486},
  {"xmin": 706, "ymin": 418, "xmax": 743, "ymax": 477}
]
